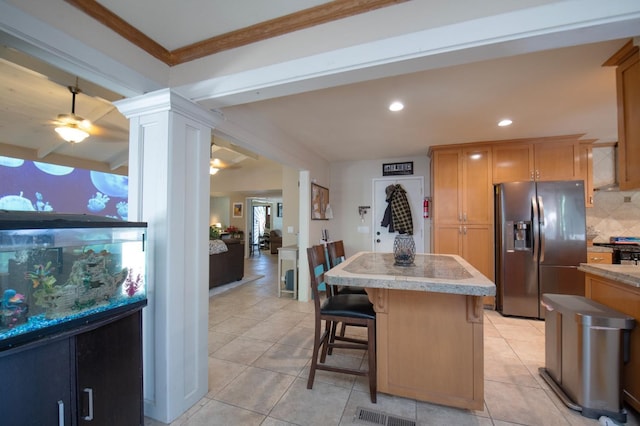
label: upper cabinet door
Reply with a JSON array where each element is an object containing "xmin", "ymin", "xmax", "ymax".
[
  {"xmin": 533, "ymin": 141, "xmax": 580, "ymax": 181},
  {"xmin": 432, "ymin": 149, "xmax": 462, "ymax": 225},
  {"xmin": 617, "ymin": 50, "xmax": 640, "ymax": 190},
  {"xmin": 462, "ymin": 147, "xmax": 493, "ymax": 224},
  {"xmin": 492, "ymin": 143, "xmax": 533, "ymax": 183}
]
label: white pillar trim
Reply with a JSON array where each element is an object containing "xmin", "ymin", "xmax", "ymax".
[{"xmin": 115, "ymin": 89, "xmax": 211, "ymax": 424}]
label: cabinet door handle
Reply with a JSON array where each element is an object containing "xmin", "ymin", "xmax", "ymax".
[
  {"xmin": 58, "ymin": 400, "xmax": 64, "ymax": 426},
  {"xmin": 463, "ymin": 226, "xmax": 467, "ymax": 235},
  {"xmin": 83, "ymin": 387, "xmax": 94, "ymax": 421},
  {"xmin": 530, "ymin": 171, "xmax": 534, "ymax": 180},
  {"xmin": 463, "ymin": 213, "xmax": 467, "ymax": 222}
]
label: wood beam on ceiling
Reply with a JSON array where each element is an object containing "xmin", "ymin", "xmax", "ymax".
[{"xmin": 64, "ymin": 0, "xmax": 408, "ymax": 66}]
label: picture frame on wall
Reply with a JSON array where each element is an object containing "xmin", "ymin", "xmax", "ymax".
[
  {"xmin": 277, "ymin": 202, "xmax": 283, "ymax": 217},
  {"xmin": 233, "ymin": 202, "xmax": 243, "ymax": 218},
  {"xmin": 311, "ymin": 182, "xmax": 330, "ymax": 220}
]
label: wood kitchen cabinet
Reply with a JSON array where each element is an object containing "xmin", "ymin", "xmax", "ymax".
[
  {"xmin": 0, "ymin": 305, "xmax": 144, "ymax": 426},
  {"xmin": 605, "ymin": 40, "xmax": 640, "ymax": 190},
  {"xmin": 431, "ymin": 146, "xmax": 494, "ymax": 282},
  {"xmin": 586, "ymin": 251, "xmax": 612, "ymax": 264},
  {"xmin": 492, "ymin": 135, "xmax": 581, "ymax": 183}
]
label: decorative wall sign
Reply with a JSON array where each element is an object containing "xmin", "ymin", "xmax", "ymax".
[
  {"xmin": 382, "ymin": 161, "xmax": 413, "ymax": 176},
  {"xmin": 311, "ymin": 183, "xmax": 330, "ymax": 220}
]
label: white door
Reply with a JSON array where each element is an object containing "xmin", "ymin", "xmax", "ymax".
[{"xmin": 372, "ymin": 177, "xmax": 424, "ymax": 253}]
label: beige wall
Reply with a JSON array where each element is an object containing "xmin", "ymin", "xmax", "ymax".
[{"xmin": 329, "ymin": 155, "xmax": 430, "ymax": 257}]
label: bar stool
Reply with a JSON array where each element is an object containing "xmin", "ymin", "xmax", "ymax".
[{"xmin": 306, "ymin": 244, "xmax": 377, "ymax": 403}]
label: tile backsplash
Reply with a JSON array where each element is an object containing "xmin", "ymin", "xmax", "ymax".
[{"xmin": 587, "ymin": 190, "xmax": 640, "ymax": 242}]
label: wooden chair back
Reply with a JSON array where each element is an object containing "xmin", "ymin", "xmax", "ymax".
[
  {"xmin": 327, "ymin": 240, "xmax": 346, "ymax": 268},
  {"xmin": 307, "ymin": 244, "xmax": 329, "ymax": 306}
]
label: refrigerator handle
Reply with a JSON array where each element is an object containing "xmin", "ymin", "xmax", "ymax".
[
  {"xmin": 538, "ymin": 195, "xmax": 545, "ymax": 263},
  {"xmin": 531, "ymin": 196, "xmax": 539, "ymax": 263}
]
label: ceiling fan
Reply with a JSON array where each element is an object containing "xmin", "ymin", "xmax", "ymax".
[
  {"xmin": 209, "ymin": 141, "xmax": 248, "ymax": 175},
  {"xmin": 54, "ymin": 84, "xmax": 91, "ymax": 143},
  {"xmin": 50, "ymin": 79, "xmax": 129, "ymax": 144}
]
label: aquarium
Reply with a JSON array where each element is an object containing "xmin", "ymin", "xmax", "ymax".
[{"xmin": 0, "ymin": 211, "xmax": 146, "ymax": 349}]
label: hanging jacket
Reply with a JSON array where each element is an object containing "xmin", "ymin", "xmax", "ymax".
[
  {"xmin": 381, "ymin": 184, "xmax": 413, "ymax": 235},
  {"xmin": 390, "ymin": 184, "xmax": 413, "ymax": 235}
]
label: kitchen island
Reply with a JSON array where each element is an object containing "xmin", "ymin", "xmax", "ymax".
[
  {"xmin": 325, "ymin": 252, "xmax": 495, "ymax": 410},
  {"xmin": 579, "ymin": 263, "xmax": 640, "ymax": 412}
]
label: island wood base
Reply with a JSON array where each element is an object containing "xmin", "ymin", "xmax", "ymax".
[{"xmin": 367, "ymin": 288, "xmax": 485, "ymax": 410}]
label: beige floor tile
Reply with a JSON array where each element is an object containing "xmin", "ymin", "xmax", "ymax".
[
  {"xmin": 269, "ymin": 377, "xmax": 351, "ymax": 426},
  {"xmin": 416, "ymin": 400, "xmax": 495, "ymax": 426},
  {"xmin": 181, "ymin": 399, "xmax": 265, "ymax": 426},
  {"xmin": 484, "ymin": 356, "xmax": 541, "ymax": 388},
  {"xmin": 210, "ymin": 315, "xmax": 261, "ymax": 335},
  {"xmin": 260, "ymin": 417, "xmax": 297, "ymax": 426},
  {"xmin": 301, "ymin": 351, "xmax": 365, "ymax": 390},
  {"xmin": 484, "ymin": 335, "xmax": 520, "ymax": 360},
  {"xmin": 207, "ymin": 330, "xmax": 237, "ymax": 354},
  {"xmin": 484, "ymin": 380, "xmax": 571, "ymax": 426},
  {"xmin": 508, "ymin": 335, "xmax": 546, "ymax": 363},
  {"xmin": 206, "ymin": 356, "xmax": 247, "ymax": 397},
  {"xmin": 241, "ymin": 319, "xmax": 293, "ymax": 343},
  {"xmin": 494, "ymin": 322, "xmax": 544, "ymax": 341},
  {"xmin": 277, "ymin": 324, "xmax": 315, "ymax": 349},
  {"xmin": 211, "ymin": 335, "xmax": 274, "ymax": 365},
  {"xmin": 214, "ymin": 366, "xmax": 295, "ymax": 415},
  {"xmin": 253, "ymin": 342, "xmax": 313, "ymax": 376}
]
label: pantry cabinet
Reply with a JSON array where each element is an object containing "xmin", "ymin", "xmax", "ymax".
[
  {"xmin": 492, "ymin": 136, "xmax": 581, "ymax": 183},
  {"xmin": 605, "ymin": 40, "xmax": 640, "ymax": 190},
  {"xmin": 432, "ymin": 146, "xmax": 494, "ymax": 281},
  {"xmin": 0, "ymin": 304, "xmax": 144, "ymax": 426}
]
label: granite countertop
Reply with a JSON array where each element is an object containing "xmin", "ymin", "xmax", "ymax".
[
  {"xmin": 325, "ymin": 252, "xmax": 496, "ymax": 296},
  {"xmin": 578, "ymin": 263, "xmax": 640, "ymax": 288},
  {"xmin": 587, "ymin": 246, "xmax": 613, "ymax": 253}
]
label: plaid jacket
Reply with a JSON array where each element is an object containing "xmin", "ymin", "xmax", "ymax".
[
  {"xmin": 381, "ymin": 184, "xmax": 413, "ymax": 235},
  {"xmin": 390, "ymin": 185, "xmax": 413, "ymax": 235}
]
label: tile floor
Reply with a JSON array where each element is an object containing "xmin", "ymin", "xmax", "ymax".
[{"xmin": 146, "ymin": 253, "xmax": 640, "ymax": 426}]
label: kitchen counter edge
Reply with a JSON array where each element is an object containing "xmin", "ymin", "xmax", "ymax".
[{"xmin": 578, "ymin": 263, "xmax": 640, "ymax": 288}]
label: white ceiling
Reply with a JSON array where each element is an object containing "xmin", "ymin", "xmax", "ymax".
[{"xmin": 0, "ymin": 1, "xmax": 636, "ymax": 173}]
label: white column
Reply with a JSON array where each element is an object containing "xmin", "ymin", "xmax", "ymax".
[{"xmin": 115, "ymin": 89, "xmax": 213, "ymax": 423}]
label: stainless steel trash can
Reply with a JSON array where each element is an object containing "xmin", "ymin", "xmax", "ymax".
[{"xmin": 539, "ymin": 294, "xmax": 635, "ymax": 423}]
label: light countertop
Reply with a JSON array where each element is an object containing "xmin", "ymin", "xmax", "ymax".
[
  {"xmin": 578, "ymin": 263, "xmax": 640, "ymax": 288},
  {"xmin": 325, "ymin": 252, "xmax": 495, "ymax": 296}
]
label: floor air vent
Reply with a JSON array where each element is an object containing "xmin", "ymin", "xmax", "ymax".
[{"xmin": 354, "ymin": 407, "xmax": 417, "ymax": 426}]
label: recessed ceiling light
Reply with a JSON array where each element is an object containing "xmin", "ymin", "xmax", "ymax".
[
  {"xmin": 389, "ymin": 101, "xmax": 404, "ymax": 112},
  {"xmin": 498, "ymin": 119, "xmax": 513, "ymax": 127}
]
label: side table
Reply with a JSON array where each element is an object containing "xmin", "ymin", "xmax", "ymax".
[{"xmin": 277, "ymin": 245, "xmax": 298, "ymax": 299}]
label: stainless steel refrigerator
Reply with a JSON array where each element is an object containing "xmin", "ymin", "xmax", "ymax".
[{"xmin": 495, "ymin": 181, "xmax": 587, "ymax": 319}]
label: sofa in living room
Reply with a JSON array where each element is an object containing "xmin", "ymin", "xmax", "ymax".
[
  {"xmin": 269, "ymin": 229, "xmax": 283, "ymax": 254},
  {"xmin": 209, "ymin": 239, "xmax": 244, "ymax": 289}
]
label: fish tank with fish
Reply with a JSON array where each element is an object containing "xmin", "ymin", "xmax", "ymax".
[{"xmin": 0, "ymin": 211, "xmax": 147, "ymax": 350}]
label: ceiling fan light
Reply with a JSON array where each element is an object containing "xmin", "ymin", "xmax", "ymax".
[{"xmin": 55, "ymin": 124, "xmax": 90, "ymax": 143}]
